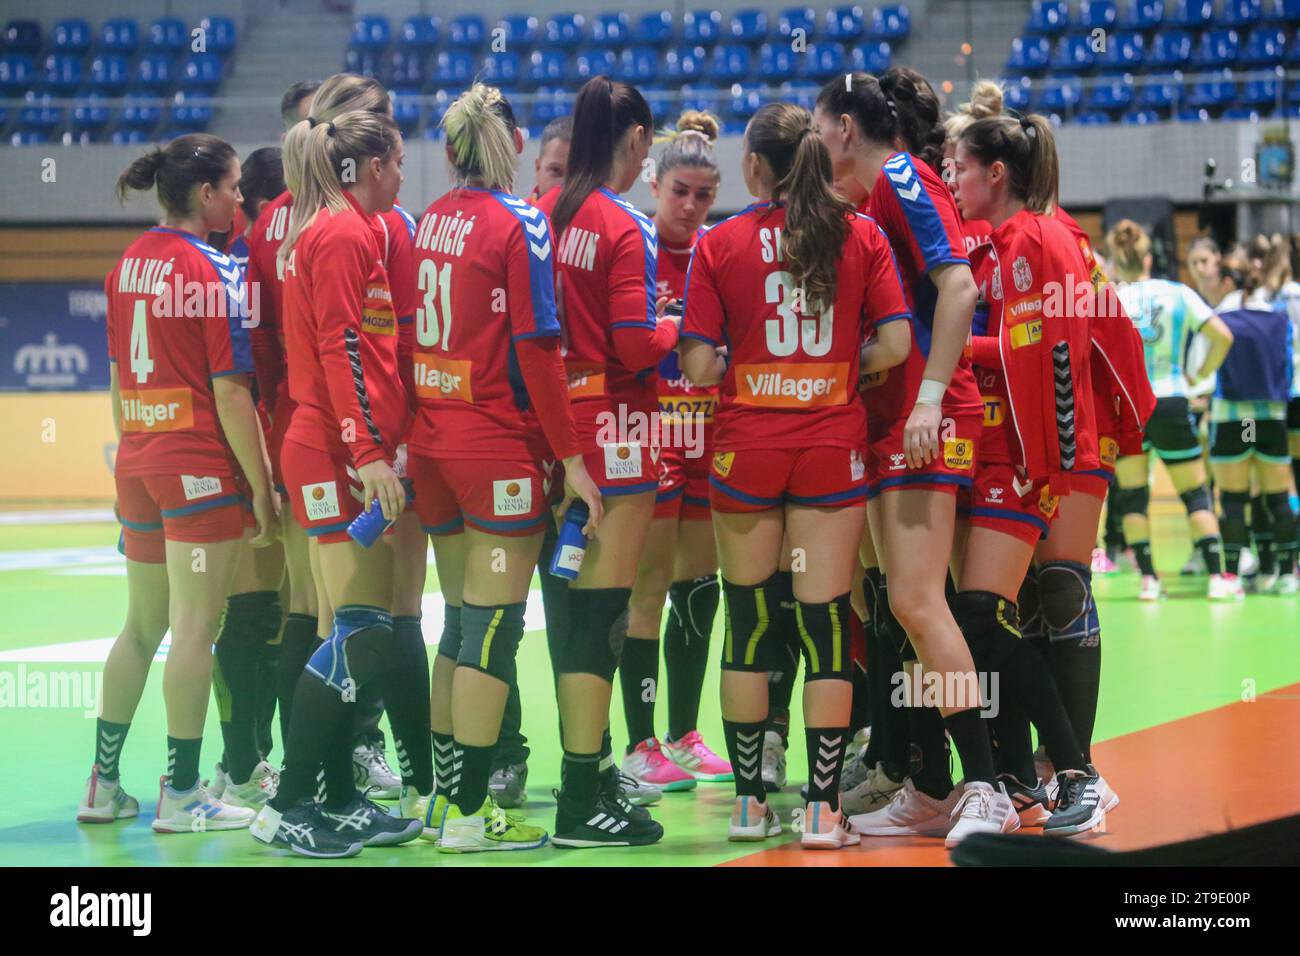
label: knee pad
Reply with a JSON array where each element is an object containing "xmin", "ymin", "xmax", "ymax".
[
  {"xmin": 793, "ymin": 593, "xmax": 853, "ymax": 682},
  {"xmin": 1037, "ymin": 561, "xmax": 1099, "ymax": 646},
  {"xmin": 720, "ymin": 574, "xmax": 783, "ymax": 674},
  {"xmin": 457, "ymin": 601, "xmax": 526, "ymax": 686},
  {"xmin": 558, "ymin": 587, "xmax": 630, "ymax": 682},
  {"xmin": 1179, "ymin": 484, "xmax": 1213, "ymax": 516},
  {"xmin": 437, "ymin": 603, "xmax": 463, "ymax": 661},
  {"xmin": 1115, "ymin": 485, "xmax": 1150, "ymax": 519},
  {"xmin": 1016, "ymin": 566, "xmax": 1043, "ymax": 641},
  {"xmin": 949, "ymin": 589, "xmax": 1020, "ymax": 674},
  {"xmin": 306, "ymin": 605, "xmax": 394, "ymax": 695},
  {"xmin": 669, "ymin": 574, "xmax": 719, "ymax": 642}
]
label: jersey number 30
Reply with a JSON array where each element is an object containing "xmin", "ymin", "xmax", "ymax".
[
  {"xmin": 764, "ymin": 271, "xmax": 833, "ymax": 358},
  {"xmin": 416, "ymin": 259, "xmax": 453, "ymax": 350},
  {"xmin": 130, "ymin": 300, "xmax": 154, "ymax": 384}
]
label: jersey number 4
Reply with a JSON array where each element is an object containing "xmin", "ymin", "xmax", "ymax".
[
  {"xmin": 764, "ymin": 270, "xmax": 833, "ymax": 358},
  {"xmin": 129, "ymin": 300, "xmax": 155, "ymax": 384},
  {"xmin": 416, "ymin": 259, "xmax": 453, "ymax": 350}
]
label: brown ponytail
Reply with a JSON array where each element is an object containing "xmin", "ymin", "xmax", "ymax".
[
  {"xmin": 116, "ymin": 133, "xmax": 236, "ymax": 218},
  {"xmin": 1106, "ymin": 219, "xmax": 1150, "ymax": 281},
  {"xmin": 959, "ymin": 113, "xmax": 1059, "ymax": 214}
]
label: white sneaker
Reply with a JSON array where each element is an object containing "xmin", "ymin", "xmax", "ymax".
[
  {"xmin": 800, "ymin": 800, "xmax": 860, "ymax": 849},
  {"xmin": 1089, "ymin": 765, "xmax": 1120, "ymax": 812},
  {"xmin": 841, "ymin": 761, "xmax": 906, "ymax": 815},
  {"xmin": 151, "ymin": 777, "xmax": 257, "ymax": 833},
  {"xmin": 1264, "ymin": 573, "xmax": 1300, "ymax": 595},
  {"xmin": 1208, "ymin": 573, "xmax": 1245, "ymax": 602},
  {"xmin": 760, "ymin": 731, "xmax": 787, "ymax": 793},
  {"xmin": 944, "ymin": 780, "xmax": 1020, "ymax": 848},
  {"xmin": 1239, "ymin": 547, "xmax": 1259, "ymax": 577},
  {"xmin": 849, "ymin": 777, "xmax": 960, "ymax": 836},
  {"xmin": 221, "ymin": 761, "xmax": 279, "ymax": 810},
  {"xmin": 206, "ymin": 762, "xmax": 230, "ymax": 801},
  {"xmin": 352, "ymin": 741, "xmax": 401, "ymax": 799},
  {"xmin": 77, "ymin": 767, "xmax": 139, "ymax": 823},
  {"xmin": 1138, "ymin": 575, "xmax": 1165, "ymax": 602},
  {"xmin": 727, "ymin": 796, "xmax": 782, "ymax": 841}
]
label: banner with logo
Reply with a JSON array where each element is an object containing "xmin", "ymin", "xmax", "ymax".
[{"xmin": 0, "ymin": 283, "xmax": 109, "ymax": 392}]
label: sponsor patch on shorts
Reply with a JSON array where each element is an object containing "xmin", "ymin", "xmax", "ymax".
[
  {"xmin": 943, "ymin": 437, "xmax": 974, "ymax": 471},
  {"xmin": 1039, "ymin": 485, "xmax": 1060, "ymax": 519},
  {"xmin": 850, "ymin": 449, "xmax": 865, "ymax": 482},
  {"xmin": 302, "ymin": 481, "xmax": 341, "ymax": 521},
  {"xmin": 493, "ymin": 478, "xmax": 533, "ymax": 516},
  {"xmin": 604, "ymin": 442, "xmax": 643, "ymax": 480},
  {"xmin": 1099, "ymin": 436, "xmax": 1119, "ymax": 468},
  {"xmin": 180, "ymin": 475, "xmax": 223, "ymax": 501},
  {"xmin": 712, "ymin": 451, "xmax": 735, "ymax": 479}
]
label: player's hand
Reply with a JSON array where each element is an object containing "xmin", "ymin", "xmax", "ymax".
[
  {"xmin": 656, "ymin": 294, "xmax": 672, "ymax": 318},
  {"xmin": 904, "ymin": 402, "xmax": 942, "ymax": 469},
  {"xmin": 558, "ymin": 454, "xmax": 603, "ymax": 536},
  {"xmin": 358, "ymin": 459, "xmax": 405, "ymax": 522},
  {"xmin": 250, "ymin": 488, "xmax": 280, "ymax": 548}
]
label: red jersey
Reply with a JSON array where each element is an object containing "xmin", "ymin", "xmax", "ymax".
[
  {"xmin": 968, "ymin": 209, "xmax": 1099, "ymax": 492},
  {"xmin": 536, "ymin": 187, "xmax": 678, "ymax": 429},
  {"xmin": 655, "ymin": 227, "xmax": 718, "ymax": 432},
  {"xmin": 864, "ymin": 152, "xmax": 982, "ymax": 423},
  {"xmin": 961, "ymin": 218, "xmax": 993, "ymax": 257},
  {"xmin": 409, "ymin": 186, "xmax": 578, "ymax": 461},
  {"xmin": 282, "ymin": 192, "xmax": 406, "ymax": 469},
  {"xmin": 682, "ymin": 202, "xmax": 912, "ymax": 451},
  {"xmin": 106, "ymin": 227, "xmax": 253, "ymax": 478}
]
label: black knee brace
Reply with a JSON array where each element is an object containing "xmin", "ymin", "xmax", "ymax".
[
  {"xmin": 1179, "ymin": 484, "xmax": 1213, "ymax": 516},
  {"xmin": 1016, "ymin": 566, "xmax": 1043, "ymax": 641},
  {"xmin": 1219, "ymin": 490, "xmax": 1251, "ymax": 557},
  {"xmin": 458, "ymin": 601, "xmax": 526, "ymax": 686},
  {"xmin": 794, "ymin": 593, "xmax": 853, "ymax": 682},
  {"xmin": 559, "ymin": 588, "xmax": 630, "ymax": 682},
  {"xmin": 1037, "ymin": 561, "xmax": 1099, "ymax": 645},
  {"xmin": 305, "ymin": 605, "xmax": 395, "ymax": 696},
  {"xmin": 1115, "ymin": 485, "xmax": 1150, "ymax": 519},
  {"xmin": 720, "ymin": 574, "xmax": 786, "ymax": 674},
  {"xmin": 668, "ymin": 573, "xmax": 720, "ymax": 644},
  {"xmin": 437, "ymin": 602, "xmax": 463, "ymax": 662}
]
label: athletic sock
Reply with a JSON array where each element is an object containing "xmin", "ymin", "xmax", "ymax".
[
  {"xmin": 1132, "ymin": 540, "xmax": 1156, "ymax": 577},
  {"xmin": 256, "ymin": 629, "xmax": 280, "ymax": 760},
  {"xmin": 850, "ymin": 661, "xmax": 871, "ymax": 736},
  {"xmin": 805, "ymin": 726, "xmax": 849, "ymax": 811},
  {"xmin": 599, "ymin": 727, "xmax": 614, "ymax": 771},
  {"xmin": 1046, "ymin": 639, "xmax": 1102, "ymax": 765},
  {"xmin": 94, "ymin": 718, "xmax": 130, "ymax": 781},
  {"xmin": 1196, "ymin": 535, "xmax": 1225, "ymax": 576},
  {"xmin": 451, "ymin": 741, "xmax": 493, "ymax": 815},
  {"xmin": 166, "ymin": 736, "xmax": 202, "ymax": 792},
  {"xmin": 724, "ymin": 719, "xmax": 767, "ymax": 800},
  {"xmin": 664, "ymin": 575, "xmax": 718, "ymax": 741},
  {"xmin": 763, "ymin": 570, "xmax": 799, "ymax": 745},
  {"xmin": 1266, "ymin": 491, "xmax": 1297, "ymax": 575},
  {"xmin": 942, "ymin": 707, "xmax": 995, "ymax": 786},
  {"xmin": 560, "ymin": 750, "xmax": 601, "ymax": 810},
  {"xmin": 1104, "ymin": 480, "xmax": 1126, "ymax": 552},
  {"xmin": 619, "ymin": 637, "xmax": 660, "ymax": 750},
  {"xmin": 273, "ymin": 671, "xmax": 352, "ymax": 811},
  {"xmin": 432, "ymin": 731, "xmax": 455, "ymax": 799},
  {"xmin": 276, "ymin": 613, "xmax": 318, "ymax": 749},
  {"xmin": 872, "ymin": 574, "xmax": 911, "ymax": 774},
  {"xmin": 380, "ymin": 615, "xmax": 433, "ymax": 793},
  {"xmin": 1252, "ymin": 494, "xmax": 1276, "ymax": 575},
  {"xmin": 214, "ymin": 592, "xmax": 275, "ymax": 783},
  {"xmin": 909, "ymin": 701, "xmax": 954, "ymax": 798},
  {"xmin": 990, "ymin": 693, "xmax": 1038, "ymax": 784}
]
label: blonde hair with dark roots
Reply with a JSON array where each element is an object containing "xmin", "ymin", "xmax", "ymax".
[
  {"xmin": 283, "ymin": 73, "xmax": 391, "ymax": 196},
  {"xmin": 656, "ymin": 109, "xmax": 721, "ymax": 181},
  {"xmin": 442, "ymin": 84, "xmax": 519, "ymax": 191},
  {"xmin": 1106, "ymin": 219, "xmax": 1151, "ymax": 281},
  {"xmin": 944, "ymin": 80, "xmax": 1005, "ymax": 141}
]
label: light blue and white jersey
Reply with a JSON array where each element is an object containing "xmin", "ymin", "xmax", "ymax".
[{"xmin": 1117, "ymin": 278, "xmax": 1215, "ymax": 398}]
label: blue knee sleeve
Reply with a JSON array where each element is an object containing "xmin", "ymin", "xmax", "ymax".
[
  {"xmin": 1037, "ymin": 561, "xmax": 1100, "ymax": 646},
  {"xmin": 306, "ymin": 605, "xmax": 393, "ymax": 693}
]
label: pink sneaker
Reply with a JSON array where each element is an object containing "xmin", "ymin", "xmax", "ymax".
[
  {"xmin": 621, "ymin": 738, "xmax": 698, "ymax": 791},
  {"xmin": 1090, "ymin": 547, "xmax": 1119, "ymax": 575},
  {"xmin": 663, "ymin": 730, "xmax": 735, "ymax": 782}
]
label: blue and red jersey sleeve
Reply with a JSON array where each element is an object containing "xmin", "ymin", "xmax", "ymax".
[{"xmin": 871, "ymin": 153, "xmax": 969, "ymax": 278}]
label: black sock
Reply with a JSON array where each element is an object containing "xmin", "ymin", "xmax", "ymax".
[
  {"xmin": 214, "ymin": 591, "xmax": 274, "ymax": 783},
  {"xmin": 599, "ymin": 726, "xmax": 614, "ymax": 769},
  {"xmin": 850, "ymin": 662, "xmax": 871, "ymax": 735},
  {"xmin": 275, "ymin": 613, "xmax": 318, "ymax": 750},
  {"xmin": 805, "ymin": 726, "xmax": 849, "ymax": 811},
  {"xmin": 1196, "ymin": 535, "xmax": 1224, "ymax": 576},
  {"xmin": 495, "ymin": 678, "xmax": 528, "ymax": 768},
  {"xmin": 94, "ymin": 718, "xmax": 130, "ymax": 781},
  {"xmin": 323, "ymin": 712, "xmax": 359, "ymax": 808},
  {"xmin": 1046, "ymin": 638, "xmax": 1102, "ymax": 765},
  {"xmin": 619, "ymin": 637, "xmax": 660, "ymax": 750},
  {"xmin": 560, "ymin": 750, "xmax": 601, "ymax": 810},
  {"xmin": 1266, "ymin": 491, "xmax": 1297, "ymax": 575},
  {"xmin": 379, "ymin": 615, "xmax": 433, "ymax": 793},
  {"xmin": 1104, "ymin": 481, "xmax": 1126, "ymax": 552},
  {"xmin": 256, "ymin": 631, "xmax": 280, "ymax": 760},
  {"xmin": 166, "ymin": 736, "xmax": 202, "ymax": 792},
  {"xmin": 764, "ymin": 571, "xmax": 798, "ymax": 745},
  {"xmin": 432, "ymin": 730, "xmax": 455, "ymax": 799},
  {"xmin": 273, "ymin": 671, "xmax": 351, "ymax": 811},
  {"xmin": 1132, "ymin": 540, "xmax": 1156, "ymax": 577},
  {"xmin": 724, "ymin": 719, "xmax": 767, "ymax": 800},
  {"xmin": 664, "ymin": 575, "xmax": 718, "ymax": 741},
  {"xmin": 1251, "ymin": 494, "xmax": 1276, "ymax": 575},
  {"xmin": 451, "ymin": 741, "xmax": 494, "ymax": 815},
  {"xmin": 872, "ymin": 574, "xmax": 911, "ymax": 774},
  {"xmin": 942, "ymin": 707, "xmax": 995, "ymax": 785},
  {"xmin": 908, "ymin": 701, "xmax": 954, "ymax": 798},
  {"xmin": 989, "ymin": 692, "xmax": 1038, "ymax": 784}
]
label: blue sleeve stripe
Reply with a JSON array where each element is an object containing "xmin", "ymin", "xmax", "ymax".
[
  {"xmin": 882, "ymin": 154, "xmax": 963, "ymax": 273},
  {"xmin": 511, "ymin": 328, "xmax": 561, "ymax": 342},
  {"xmin": 876, "ymin": 312, "xmax": 912, "ymax": 326},
  {"xmin": 600, "ymin": 187, "xmax": 658, "ymax": 328},
  {"xmin": 610, "ymin": 320, "xmax": 658, "ymax": 331},
  {"xmin": 492, "ymin": 191, "xmax": 561, "ymax": 338},
  {"xmin": 179, "ymin": 232, "xmax": 254, "ymax": 378},
  {"xmin": 393, "ymin": 204, "xmax": 417, "ymax": 240},
  {"xmin": 680, "ymin": 330, "xmax": 720, "ymax": 347}
]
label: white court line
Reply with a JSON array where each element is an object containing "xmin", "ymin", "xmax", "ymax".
[{"xmin": 0, "ymin": 509, "xmax": 116, "ymax": 525}]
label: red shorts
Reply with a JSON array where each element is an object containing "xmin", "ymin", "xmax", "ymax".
[
  {"xmin": 709, "ymin": 446, "xmax": 868, "ymax": 514},
  {"xmin": 268, "ymin": 397, "xmax": 295, "ymax": 494},
  {"xmin": 281, "ymin": 438, "xmax": 369, "ymax": 544},
  {"xmin": 654, "ymin": 444, "xmax": 712, "ymax": 521},
  {"xmin": 1072, "ymin": 432, "xmax": 1121, "ymax": 501},
  {"xmin": 958, "ymin": 460, "xmax": 1059, "ymax": 546},
  {"xmin": 115, "ymin": 473, "xmax": 248, "ymax": 564},
  {"xmin": 866, "ymin": 414, "xmax": 980, "ymax": 499},
  {"xmin": 409, "ymin": 453, "xmax": 554, "ymax": 537},
  {"xmin": 583, "ymin": 436, "xmax": 659, "ymax": 497}
]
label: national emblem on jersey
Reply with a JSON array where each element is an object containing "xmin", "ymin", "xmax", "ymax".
[
  {"xmin": 991, "ymin": 266, "xmax": 1004, "ymax": 302},
  {"xmin": 1012, "ymin": 256, "xmax": 1033, "ymax": 293}
]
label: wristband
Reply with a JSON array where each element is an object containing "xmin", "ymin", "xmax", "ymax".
[{"xmin": 914, "ymin": 378, "xmax": 946, "ymax": 407}]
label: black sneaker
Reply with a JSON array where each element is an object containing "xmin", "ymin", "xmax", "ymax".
[
  {"xmin": 599, "ymin": 766, "xmax": 655, "ymax": 821},
  {"xmin": 250, "ymin": 800, "xmax": 363, "ymax": 859},
  {"xmin": 488, "ymin": 761, "xmax": 528, "ymax": 809},
  {"xmin": 997, "ymin": 773, "xmax": 1053, "ymax": 827},
  {"xmin": 319, "ymin": 796, "xmax": 423, "ymax": 846},
  {"xmin": 1043, "ymin": 770, "xmax": 1105, "ymax": 836},
  {"xmin": 551, "ymin": 790, "xmax": 664, "ymax": 849}
]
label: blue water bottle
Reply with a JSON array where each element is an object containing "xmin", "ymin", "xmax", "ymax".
[
  {"xmin": 348, "ymin": 480, "xmax": 415, "ymax": 548},
  {"xmin": 548, "ymin": 501, "xmax": 589, "ymax": 580}
]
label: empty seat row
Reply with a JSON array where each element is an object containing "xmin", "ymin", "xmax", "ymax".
[
  {"xmin": 2, "ymin": 16, "xmax": 236, "ymax": 57},
  {"xmin": 1007, "ymin": 25, "xmax": 1300, "ymax": 72},
  {"xmin": 1025, "ymin": 0, "xmax": 1300, "ymax": 36},
  {"xmin": 0, "ymin": 51, "xmax": 226, "ymax": 96}
]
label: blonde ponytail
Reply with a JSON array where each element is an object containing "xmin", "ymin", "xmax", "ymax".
[{"xmin": 442, "ymin": 83, "xmax": 519, "ymax": 191}]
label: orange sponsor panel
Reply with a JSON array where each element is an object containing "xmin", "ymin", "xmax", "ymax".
[
  {"xmin": 413, "ymin": 353, "xmax": 474, "ymax": 402},
  {"xmin": 734, "ymin": 362, "xmax": 850, "ymax": 409},
  {"xmin": 566, "ymin": 368, "xmax": 607, "ymax": 398},
  {"xmin": 118, "ymin": 387, "xmax": 195, "ymax": 432}
]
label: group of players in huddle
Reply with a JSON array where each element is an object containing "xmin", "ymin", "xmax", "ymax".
[{"xmin": 75, "ymin": 62, "xmax": 1185, "ymax": 859}]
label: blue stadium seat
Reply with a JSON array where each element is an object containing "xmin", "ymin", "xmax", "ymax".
[
  {"xmin": 170, "ymin": 92, "xmax": 213, "ymax": 132},
  {"xmin": 777, "ymin": 7, "xmax": 817, "ymax": 42},
  {"xmin": 343, "ymin": 48, "xmax": 380, "ymax": 78},
  {"xmin": 1240, "ymin": 27, "xmax": 1286, "ymax": 64},
  {"xmin": 1148, "ymin": 30, "xmax": 1193, "ymax": 69},
  {"xmin": 708, "ymin": 42, "xmax": 751, "ymax": 82},
  {"xmin": 199, "ymin": 15, "xmax": 237, "ymax": 57},
  {"xmin": 1286, "ymin": 32, "xmax": 1300, "ymax": 62},
  {"xmin": 545, "ymin": 13, "xmax": 586, "ymax": 49},
  {"xmin": 1007, "ymin": 36, "xmax": 1052, "ymax": 73},
  {"xmin": 802, "ymin": 41, "xmax": 846, "ymax": 81},
  {"xmin": 1026, "ymin": 1, "xmax": 1070, "ymax": 35},
  {"xmin": 42, "ymin": 53, "xmax": 83, "ymax": 95},
  {"xmin": 448, "ymin": 15, "xmax": 487, "ymax": 50},
  {"xmin": 1086, "ymin": 77, "xmax": 1134, "ymax": 110},
  {"xmin": 529, "ymin": 86, "xmax": 571, "ymax": 128},
  {"xmin": 499, "ymin": 15, "xmax": 540, "ymax": 48},
  {"xmin": 18, "ymin": 91, "xmax": 60, "ymax": 129},
  {"xmin": 112, "ymin": 128, "xmax": 150, "ymax": 145},
  {"xmin": 729, "ymin": 82, "xmax": 765, "ymax": 122},
  {"xmin": 99, "ymin": 19, "xmax": 140, "ymax": 55},
  {"xmin": 12, "ymin": 129, "xmax": 51, "ymax": 146},
  {"xmin": 1051, "ymin": 34, "xmax": 1097, "ymax": 73},
  {"xmin": 149, "ymin": 17, "xmax": 188, "ymax": 54},
  {"xmin": 779, "ymin": 81, "xmax": 819, "ymax": 110},
  {"xmin": 1264, "ymin": 0, "xmax": 1300, "ymax": 23},
  {"xmin": 634, "ymin": 12, "xmax": 676, "ymax": 46},
  {"xmin": 1136, "ymin": 74, "xmax": 1180, "ymax": 109},
  {"xmin": 850, "ymin": 40, "xmax": 892, "ymax": 74},
  {"xmin": 730, "ymin": 9, "xmax": 769, "ymax": 43},
  {"xmin": 386, "ymin": 49, "xmax": 424, "ymax": 88},
  {"xmin": 1221, "ymin": 0, "xmax": 1264, "ymax": 27},
  {"xmin": 180, "ymin": 52, "xmax": 223, "ymax": 91},
  {"xmin": 391, "ymin": 93, "xmax": 420, "ymax": 135},
  {"xmin": 435, "ymin": 49, "xmax": 477, "ymax": 87},
  {"xmin": 3, "ymin": 20, "xmax": 42, "ymax": 54},
  {"xmin": 482, "ymin": 50, "xmax": 521, "ymax": 86},
  {"xmin": 1036, "ymin": 77, "xmax": 1082, "ymax": 112},
  {"xmin": 1122, "ymin": 0, "xmax": 1166, "ymax": 28},
  {"xmin": 871, "ymin": 5, "xmax": 911, "ymax": 39},
  {"xmin": 53, "ymin": 18, "xmax": 93, "ymax": 55},
  {"xmin": 526, "ymin": 49, "xmax": 567, "ymax": 87},
  {"xmin": 1074, "ymin": 0, "xmax": 1119, "ymax": 31},
  {"xmin": 1224, "ymin": 106, "xmax": 1268, "ymax": 119},
  {"xmin": 1003, "ymin": 77, "xmax": 1033, "ymax": 111},
  {"xmin": 350, "ymin": 15, "xmax": 390, "ymax": 51},
  {"xmin": 618, "ymin": 45, "xmax": 661, "ymax": 83},
  {"xmin": 570, "ymin": 46, "xmax": 616, "ymax": 82},
  {"xmin": 665, "ymin": 44, "xmax": 709, "ymax": 82},
  {"xmin": 71, "ymin": 93, "xmax": 110, "ymax": 133},
  {"xmin": 0, "ymin": 53, "xmax": 35, "ymax": 96},
  {"xmin": 591, "ymin": 13, "xmax": 630, "ymax": 47},
  {"xmin": 1121, "ymin": 108, "xmax": 1162, "ymax": 123},
  {"xmin": 1168, "ymin": 0, "xmax": 1214, "ymax": 29},
  {"xmin": 428, "ymin": 89, "xmax": 454, "ymax": 130},
  {"xmin": 684, "ymin": 10, "xmax": 724, "ymax": 45},
  {"xmin": 756, "ymin": 41, "xmax": 797, "ymax": 81},
  {"xmin": 1240, "ymin": 77, "xmax": 1279, "ymax": 104},
  {"xmin": 1192, "ymin": 29, "xmax": 1240, "ymax": 69},
  {"xmin": 120, "ymin": 95, "xmax": 163, "ymax": 129},
  {"xmin": 825, "ymin": 5, "xmax": 866, "ymax": 42},
  {"xmin": 1074, "ymin": 110, "xmax": 1114, "ymax": 124},
  {"xmin": 398, "ymin": 16, "xmax": 440, "ymax": 50},
  {"xmin": 1095, "ymin": 30, "xmax": 1145, "ymax": 71},
  {"xmin": 1186, "ymin": 71, "xmax": 1237, "ymax": 108},
  {"xmin": 681, "ymin": 83, "xmax": 723, "ymax": 113}
]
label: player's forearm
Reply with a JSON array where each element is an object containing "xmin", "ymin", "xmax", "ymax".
[
  {"xmin": 109, "ymin": 366, "xmax": 123, "ymax": 441},
  {"xmin": 516, "ymin": 336, "xmax": 581, "ymax": 460},
  {"xmin": 681, "ymin": 338, "xmax": 725, "ymax": 386},
  {"xmin": 922, "ymin": 264, "xmax": 979, "ymax": 391},
  {"xmin": 612, "ymin": 319, "xmax": 680, "ymax": 371},
  {"xmin": 214, "ymin": 376, "xmax": 272, "ymax": 499}
]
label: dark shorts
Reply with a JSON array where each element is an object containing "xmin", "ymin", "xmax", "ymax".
[
  {"xmin": 1209, "ymin": 418, "xmax": 1291, "ymax": 465},
  {"xmin": 1142, "ymin": 396, "xmax": 1202, "ymax": 462}
]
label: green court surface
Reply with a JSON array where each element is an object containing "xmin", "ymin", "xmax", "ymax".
[{"xmin": 1, "ymin": 512, "xmax": 1297, "ymax": 867}]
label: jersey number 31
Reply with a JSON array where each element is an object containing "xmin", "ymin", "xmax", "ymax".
[{"xmin": 416, "ymin": 260, "xmax": 453, "ymax": 350}]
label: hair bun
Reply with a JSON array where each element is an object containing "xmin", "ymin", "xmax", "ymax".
[
  {"xmin": 676, "ymin": 109, "xmax": 720, "ymax": 143},
  {"xmin": 968, "ymin": 81, "xmax": 1005, "ymax": 120}
]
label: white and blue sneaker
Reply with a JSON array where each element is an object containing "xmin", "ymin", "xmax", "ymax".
[
  {"xmin": 77, "ymin": 766, "xmax": 139, "ymax": 823},
  {"xmin": 151, "ymin": 776, "xmax": 256, "ymax": 833}
]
